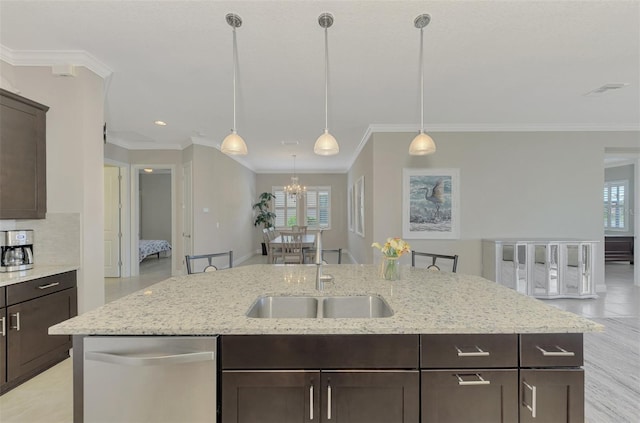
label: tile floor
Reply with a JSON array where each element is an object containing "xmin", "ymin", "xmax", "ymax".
[{"xmin": 0, "ymin": 259, "xmax": 636, "ymax": 422}]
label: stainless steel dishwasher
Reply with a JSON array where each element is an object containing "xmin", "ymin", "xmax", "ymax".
[{"xmin": 84, "ymin": 336, "xmax": 217, "ymax": 423}]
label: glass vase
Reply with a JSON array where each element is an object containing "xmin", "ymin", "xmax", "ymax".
[{"xmin": 380, "ymin": 256, "xmax": 401, "ymax": 281}]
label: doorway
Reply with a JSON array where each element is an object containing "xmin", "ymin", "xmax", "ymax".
[
  {"xmin": 131, "ymin": 165, "xmax": 176, "ymax": 277},
  {"xmin": 604, "ymin": 149, "xmax": 639, "ymax": 286}
]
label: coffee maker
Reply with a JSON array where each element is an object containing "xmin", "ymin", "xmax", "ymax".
[{"xmin": 0, "ymin": 230, "xmax": 34, "ymax": 272}]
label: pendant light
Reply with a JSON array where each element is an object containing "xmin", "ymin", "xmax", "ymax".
[
  {"xmin": 409, "ymin": 14, "xmax": 436, "ymax": 156},
  {"xmin": 221, "ymin": 13, "xmax": 248, "ymax": 155},
  {"xmin": 314, "ymin": 12, "xmax": 339, "ymax": 156}
]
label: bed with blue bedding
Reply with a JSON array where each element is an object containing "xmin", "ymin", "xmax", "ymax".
[{"xmin": 139, "ymin": 239, "xmax": 172, "ymax": 262}]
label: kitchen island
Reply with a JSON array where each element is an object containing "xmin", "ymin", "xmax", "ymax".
[{"xmin": 50, "ymin": 264, "xmax": 601, "ymax": 422}]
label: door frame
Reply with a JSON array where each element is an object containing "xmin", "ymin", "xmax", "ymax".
[
  {"xmin": 104, "ymin": 159, "xmax": 130, "ymax": 277},
  {"xmin": 131, "ymin": 164, "xmax": 177, "ymax": 277}
]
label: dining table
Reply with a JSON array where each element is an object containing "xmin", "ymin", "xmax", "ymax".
[{"xmin": 269, "ymin": 233, "xmax": 316, "ymax": 263}]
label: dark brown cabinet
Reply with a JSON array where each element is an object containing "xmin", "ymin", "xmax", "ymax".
[
  {"xmin": 1, "ymin": 271, "xmax": 77, "ymax": 394},
  {"xmin": 422, "ymin": 369, "xmax": 518, "ymax": 422},
  {"xmin": 520, "ymin": 334, "xmax": 584, "ymax": 423},
  {"xmin": 420, "ymin": 334, "xmax": 519, "ymax": 423},
  {"xmin": 222, "ymin": 370, "xmax": 418, "ymax": 423},
  {"xmin": 0, "ymin": 88, "xmax": 48, "ymax": 219},
  {"xmin": 220, "ymin": 334, "xmax": 420, "ymax": 423}
]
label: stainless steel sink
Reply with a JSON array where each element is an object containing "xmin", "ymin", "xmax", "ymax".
[
  {"xmin": 322, "ymin": 295, "xmax": 394, "ymax": 318},
  {"xmin": 246, "ymin": 294, "xmax": 393, "ymax": 318},
  {"xmin": 246, "ymin": 296, "xmax": 318, "ymax": 318}
]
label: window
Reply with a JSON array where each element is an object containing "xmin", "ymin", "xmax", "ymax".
[
  {"xmin": 604, "ymin": 180, "xmax": 628, "ymax": 230},
  {"xmin": 272, "ymin": 186, "xmax": 331, "ymax": 229}
]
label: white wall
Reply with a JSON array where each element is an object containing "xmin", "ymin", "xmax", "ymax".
[
  {"xmin": 139, "ymin": 173, "xmax": 172, "ymax": 241},
  {"xmin": 1, "ymin": 61, "xmax": 105, "ymax": 313},
  {"xmin": 350, "ymin": 130, "xmax": 640, "ymax": 289}
]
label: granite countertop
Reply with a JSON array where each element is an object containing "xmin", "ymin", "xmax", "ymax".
[
  {"xmin": 49, "ymin": 264, "xmax": 603, "ymax": 336},
  {"xmin": 0, "ymin": 264, "xmax": 79, "ymax": 288}
]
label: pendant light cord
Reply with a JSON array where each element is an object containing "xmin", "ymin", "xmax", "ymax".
[
  {"xmin": 232, "ymin": 26, "xmax": 238, "ymax": 132},
  {"xmin": 324, "ymin": 26, "xmax": 329, "ymax": 131},
  {"xmin": 419, "ymin": 27, "xmax": 424, "ymax": 133}
]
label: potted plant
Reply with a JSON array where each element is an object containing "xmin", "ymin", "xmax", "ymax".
[{"xmin": 253, "ymin": 192, "xmax": 276, "ymax": 255}]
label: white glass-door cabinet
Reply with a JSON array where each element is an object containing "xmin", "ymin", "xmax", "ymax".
[{"xmin": 482, "ymin": 239, "xmax": 597, "ymax": 299}]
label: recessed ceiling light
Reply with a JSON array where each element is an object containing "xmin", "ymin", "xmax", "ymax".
[
  {"xmin": 584, "ymin": 83, "xmax": 630, "ymax": 96},
  {"xmin": 143, "ymin": 168, "xmax": 153, "ymax": 173},
  {"xmin": 154, "ymin": 120, "xmax": 167, "ymax": 126}
]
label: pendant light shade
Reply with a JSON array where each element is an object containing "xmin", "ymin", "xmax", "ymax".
[
  {"xmin": 409, "ymin": 131, "xmax": 436, "ymax": 155},
  {"xmin": 315, "ymin": 129, "xmax": 339, "ymax": 156},
  {"xmin": 221, "ymin": 13, "xmax": 248, "ymax": 156},
  {"xmin": 409, "ymin": 13, "xmax": 436, "ymax": 156},
  {"xmin": 314, "ymin": 12, "xmax": 339, "ymax": 156},
  {"xmin": 221, "ymin": 130, "xmax": 248, "ymax": 155}
]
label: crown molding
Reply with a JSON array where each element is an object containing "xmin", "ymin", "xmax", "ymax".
[
  {"xmin": 107, "ymin": 138, "xmax": 183, "ymax": 151},
  {"xmin": 0, "ymin": 45, "xmax": 113, "ymax": 78}
]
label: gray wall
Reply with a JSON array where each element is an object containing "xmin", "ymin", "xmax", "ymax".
[
  {"xmin": 139, "ymin": 173, "xmax": 172, "ymax": 241},
  {"xmin": 349, "ymin": 130, "xmax": 640, "ymax": 288},
  {"xmin": 605, "ymin": 163, "xmax": 635, "ymax": 236}
]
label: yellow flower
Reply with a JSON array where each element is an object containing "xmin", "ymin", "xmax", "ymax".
[{"xmin": 372, "ymin": 237, "xmax": 411, "ymax": 258}]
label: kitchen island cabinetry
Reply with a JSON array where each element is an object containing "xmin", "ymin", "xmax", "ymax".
[
  {"xmin": 49, "ymin": 264, "xmax": 600, "ymax": 422},
  {"xmin": 1, "ymin": 271, "xmax": 77, "ymax": 394},
  {"xmin": 520, "ymin": 333, "xmax": 584, "ymax": 422},
  {"xmin": 221, "ymin": 334, "xmax": 420, "ymax": 423},
  {"xmin": 420, "ymin": 334, "xmax": 519, "ymax": 422},
  {"xmin": 0, "ymin": 88, "xmax": 48, "ymax": 220}
]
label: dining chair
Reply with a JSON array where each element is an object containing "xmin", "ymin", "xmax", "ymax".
[
  {"xmin": 321, "ymin": 248, "xmax": 343, "ymax": 264},
  {"xmin": 185, "ymin": 251, "xmax": 233, "ymax": 274},
  {"xmin": 411, "ymin": 251, "xmax": 458, "ymax": 273},
  {"xmin": 276, "ymin": 234, "xmax": 304, "ymax": 264}
]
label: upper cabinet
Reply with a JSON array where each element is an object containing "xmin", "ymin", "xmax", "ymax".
[{"xmin": 0, "ymin": 89, "xmax": 49, "ymax": 219}]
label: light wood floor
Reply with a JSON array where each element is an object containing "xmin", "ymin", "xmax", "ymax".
[{"xmin": 0, "ymin": 259, "xmax": 636, "ymax": 423}]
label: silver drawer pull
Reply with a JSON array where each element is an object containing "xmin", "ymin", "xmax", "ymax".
[
  {"xmin": 38, "ymin": 282, "xmax": 60, "ymax": 290},
  {"xmin": 327, "ymin": 383, "xmax": 332, "ymax": 419},
  {"xmin": 1, "ymin": 316, "xmax": 5, "ymax": 336},
  {"xmin": 456, "ymin": 373, "xmax": 490, "ymax": 386},
  {"xmin": 309, "ymin": 385, "xmax": 314, "ymax": 420},
  {"xmin": 523, "ymin": 381, "xmax": 537, "ymax": 418},
  {"xmin": 536, "ymin": 345, "xmax": 575, "ymax": 357},
  {"xmin": 10, "ymin": 312, "xmax": 20, "ymax": 331},
  {"xmin": 456, "ymin": 345, "xmax": 490, "ymax": 357}
]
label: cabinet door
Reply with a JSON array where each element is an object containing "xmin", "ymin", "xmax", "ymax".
[
  {"xmin": 421, "ymin": 369, "xmax": 518, "ymax": 423},
  {"xmin": 0, "ymin": 89, "xmax": 48, "ymax": 219},
  {"xmin": 6, "ymin": 288, "xmax": 76, "ymax": 383},
  {"xmin": 520, "ymin": 369, "xmax": 584, "ymax": 423},
  {"xmin": 322, "ymin": 371, "xmax": 419, "ymax": 423},
  {"xmin": 222, "ymin": 370, "xmax": 319, "ymax": 423}
]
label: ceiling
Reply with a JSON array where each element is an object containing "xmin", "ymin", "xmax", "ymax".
[{"xmin": 1, "ymin": 1, "xmax": 638, "ymax": 173}]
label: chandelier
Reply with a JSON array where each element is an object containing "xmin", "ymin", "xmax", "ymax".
[{"xmin": 284, "ymin": 155, "xmax": 306, "ymax": 199}]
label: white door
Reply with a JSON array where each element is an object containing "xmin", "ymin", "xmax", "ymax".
[
  {"xmin": 104, "ymin": 166, "xmax": 121, "ymax": 277},
  {"xmin": 182, "ymin": 161, "xmax": 193, "ymax": 265}
]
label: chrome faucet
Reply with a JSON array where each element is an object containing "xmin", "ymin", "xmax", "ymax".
[{"xmin": 315, "ymin": 230, "xmax": 333, "ymax": 291}]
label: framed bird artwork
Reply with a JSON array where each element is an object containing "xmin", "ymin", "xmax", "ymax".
[{"xmin": 402, "ymin": 168, "xmax": 460, "ymax": 239}]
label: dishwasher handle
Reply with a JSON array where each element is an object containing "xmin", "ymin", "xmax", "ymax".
[{"xmin": 85, "ymin": 350, "xmax": 215, "ymax": 367}]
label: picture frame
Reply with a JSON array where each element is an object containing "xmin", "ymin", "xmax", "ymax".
[
  {"xmin": 402, "ymin": 168, "xmax": 460, "ymax": 239},
  {"xmin": 355, "ymin": 176, "xmax": 365, "ymax": 237},
  {"xmin": 347, "ymin": 184, "xmax": 354, "ymax": 232}
]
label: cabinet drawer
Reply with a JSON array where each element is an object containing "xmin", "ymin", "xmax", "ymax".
[
  {"xmin": 421, "ymin": 369, "xmax": 519, "ymax": 422},
  {"xmin": 520, "ymin": 333, "xmax": 583, "ymax": 367},
  {"xmin": 421, "ymin": 334, "xmax": 518, "ymax": 368},
  {"xmin": 7, "ymin": 271, "xmax": 76, "ymax": 305},
  {"xmin": 0, "ymin": 286, "xmax": 5, "ymax": 307},
  {"xmin": 221, "ymin": 334, "xmax": 419, "ymax": 369}
]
